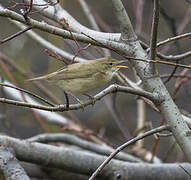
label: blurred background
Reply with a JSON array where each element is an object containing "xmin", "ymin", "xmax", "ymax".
[{"xmin": 0, "ymin": 0, "xmax": 190, "ymax": 162}]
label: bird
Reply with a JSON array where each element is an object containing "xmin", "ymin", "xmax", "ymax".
[{"xmin": 28, "ymin": 57, "xmax": 128, "ymax": 109}]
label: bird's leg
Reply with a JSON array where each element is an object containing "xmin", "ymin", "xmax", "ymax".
[
  {"xmin": 83, "ymin": 93, "xmax": 96, "ymax": 105},
  {"xmin": 66, "ymin": 91, "xmax": 85, "ymax": 111},
  {"xmin": 64, "ymin": 91, "xmax": 70, "ymax": 111}
]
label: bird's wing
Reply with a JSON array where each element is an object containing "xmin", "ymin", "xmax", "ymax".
[
  {"xmin": 49, "ymin": 64, "xmax": 98, "ymax": 80},
  {"xmin": 28, "ymin": 63, "xmax": 99, "ymax": 81}
]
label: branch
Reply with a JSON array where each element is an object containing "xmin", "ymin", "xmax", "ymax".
[
  {"xmin": 0, "ymin": 146, "xmax": 30, "ymax": 180},
  {"xmin": 157, "ymin": 32, "xmax": 191, "ymax": 48},
  {"xmin": 78, "ymin": 0, "xmax": 111, "ymax": 56},
  {"xmin": 24, "ymin": 0, "xmax": 121, "ymax": 41},
  {"xmin": 0, "ymin": 6, "xmax": 128, "ymax": 53},
  {"xmin": 146, "ymin": 32, "xmax": 191, "ymax": 61},
  {"xmin": 89, "ymin": 125, "xmax": 170, "ymax": 180},
  {"xmin": 0, "ymin": 84, "xmax": 160, "ymax": 112},
  {"xmin": 141, "ymin": 40, "xmax": 191, "ymax": 61},
  {"xmin": 78, "ymin": 0, "xmax": 99, "ymax": 31},
  {"xmin": 11, "ymin": 20, "xmax": 85, "ymax": 62},
  {"xmin": 0, "ymin": 134, "xmax": 190, "ymax": 180},
  {"xmin": 27, "ymin": 133, "xmax": 142, "ymax": 163},
  {"xmin": 149, "ymin": 0, "xmax": 160, "ymax": 60},
  {"xmin": 0, "ymin": 82, "xmax": 54, "ymax": 106},
  {"xmin": 111, "ymin": 0, "xmax": 191, "ymax": 162},
  {"xmin": 157, "ymin": 50, "xmax": 191, "ymax": 61},
  {"xmin": 0, "ymin": 26, "xmax": 32, "ymax": 44},
  {"xmin": 2, "ymin": 80, "xmax": 69, "ymax": 126},
  {"xmin": 111, "ymin": 0, "xmax": 137, "ymax": 41}
]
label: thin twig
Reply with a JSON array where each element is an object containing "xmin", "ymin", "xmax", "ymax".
[
  {"xmin": 89, "ymin": 125, "xmax": 170, "ymax": 180},
  {"xmin": 126, "ymin": 56, "xmax": 191, "ymax": 70},
  {"xmin": 141, "ymin": 40, "xmax": 191, "ymax": 61},
  {"xmin": 177, "ymin": 7, "xmax": 191, "ymax": 34},
  {"xmin": 156, "ymin": 32, "xmax": 191, "ymax": 48},
  {"xmin": 23, "ymin": 0, "xmax": 33, "ymax": 20},
  {"xmin": 149, "ymin": 0, "xmax": 160, "ymax": 72},
  {"xmin": 0, "ymin": 82, "xmax": 55, "ymax": 106},
  {"xmin": 11, "ymin": 20, "xmax": 85, "ymax": 62},
  {"xmin": 77, "ymin": 0, "xmax": 99, "ymax": 31},
  {"xmin": 82, "ymin": 33, "xmax": 191, "ymax": 70},
  {"xmin": 0, "ymin": 27, "xmax": 32, "ymax": 44},
  {"xmin": 134, "ymin": 0, "xmax": 144, "ymax": 35},
  {"xmin": 172, "ymin": 67, "xmax": 191, "ymax": 100},
  {"xmin": 160, "ymin": 51, "xmax": 191, "ymax": 61},
  {"xmin": 77, "ymin": 0, "xmax": 111, "ymax": 57}
]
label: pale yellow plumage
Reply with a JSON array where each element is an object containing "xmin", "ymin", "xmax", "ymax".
[{"xmin": 28, "ymin": 57, "xmax": 128, "ymax": 94}]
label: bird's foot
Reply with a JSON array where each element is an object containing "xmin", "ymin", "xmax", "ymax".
[
  {"xmin": 74, "ymin": 97, "xmax": 85, "ymax": 111},
  {"xmin": 64, "ymin": 91, "xmax": 70, "ymax": 111},
  {"xmin": 83, "ymin": 93, "xmax": 96, "ymax": 106},
  {"xmin": 65, "ymin": 91, "xmax": 85, "ymax": 111}
]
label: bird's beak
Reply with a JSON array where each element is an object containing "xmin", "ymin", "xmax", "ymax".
[
  {"xmin": 115, "ymin": 65, "xmax": 128, "ymax": 68},
  {"xmin": 115, "ymin": 60, "xmax": 128, "ymax": 68},
  {"xmin": 114, "ymin": 61, "xmax": 128, "ymax": 68}
]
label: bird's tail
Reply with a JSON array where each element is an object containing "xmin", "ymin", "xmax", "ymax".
[{"xmin": 26, "ymin": 74, "xmax": 50, "ymax": 81}]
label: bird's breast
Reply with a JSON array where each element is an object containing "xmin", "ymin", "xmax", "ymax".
[{"xmin": 57, "ymin": 72, "xmax": 112, "ymax": 94}]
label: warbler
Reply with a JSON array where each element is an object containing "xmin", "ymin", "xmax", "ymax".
[{"xmin": 28, "ymin": 57, "xmax": 128, "ymax": 94}]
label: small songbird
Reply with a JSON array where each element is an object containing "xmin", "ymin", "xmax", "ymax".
[
  {"xmin": 28, "ymin": 57, "xmax": 128, "ymax": 109},
  {"xmin": 28, "ymin": 57, "xmax": 128, "ymax": 94}
]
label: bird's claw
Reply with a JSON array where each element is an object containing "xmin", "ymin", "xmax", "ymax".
[{"xmin": 83, "ymin": 93, "xmax": 96, "ymax": 106}]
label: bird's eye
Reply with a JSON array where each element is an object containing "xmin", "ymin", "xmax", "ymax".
[{"xmin": 109, "ymin": 62, "xmax": 113, "ymax": 65}]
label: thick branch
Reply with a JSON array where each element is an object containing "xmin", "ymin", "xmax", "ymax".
[
  {"xmin": 24, "ymin": 0, "xmax": 121, "ymax": 42},
  {"xmin": 0, "ymin": 7, "xmax": 129, "ymax": 53},
  {"xmin": 111, "ymin": 0, "xmax": 137, "ymax": 41},
  {"xmin": 0, "ymin": 146, "xmax": 30, "ymax": 180},
  {"xmin": 27, "ymin": 133, "xmax": 142, "ymax": 163},
  {"xmin": 111, "ymin": 0, "xmax": 191, "ymax": 161},
  {"xmin": 0, "ymin": 135, "xmax": 190, "ymax": 180}
]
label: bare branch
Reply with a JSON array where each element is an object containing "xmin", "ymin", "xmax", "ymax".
[
  {"xmin": 111, "ymin": 0, "xmax": 137, "ymax": 41},
  {"xmin": 78, "ymin": 0, "xmax": 99, "ymax": 31},
  {"xmin": 2, "ymin": 80, "xmax": 69, "ymax": 126},
  {"xmin": 12, "ymin": 20, "xmax": 86, "ymax": 62},
  {"xmin": 24, "ymin": 0, "xmax": 121, "ymax": 41},
  {"xmin": 0, "ymin": 6, "xmax": 129, "ymax": 53},
  {"xmin": 0, "ymin": 84, "xmax": 159, "ymax": 111},
  {"xmin": 141, "ymin": 40, "xmax": 191, "ymax": 61},
  {"xmin": 158, "ymin": 51, "xmax": 191, "ymax": 61},
  {"xmin": 78, "ymin": 0, "xmax": 111, "ymax": 56},
  {"xmin": 27, "ymin": 133, "xmax": 142, "ymax": 162},
  {"xmin": 149, "ymin": 0, "xmax": 160, "ymax": 60},
  {"xmin": 0, "ymin": 82, "xmax": 55, "ymax": 106},
  {"xmin": 0, "ymin": 134, "xmax": 190, "ymax": 180},
  {"xmin": 0, "ymin": 27, "xmax": 32, "ymax": 44},
  {"xmin": 0, "ymin": 146, "xmax": 30, "ymax": 180},
  {"xmin": 89, "ymin": 125, "xmax": 170, "ymax": 180},
  {"xmin": 111, "ymin": 0, "xmax": 191, "ymax": 162},
  {"xmin": 156, "ymin": 32, "xmax": 191, "ymax": 48}
]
